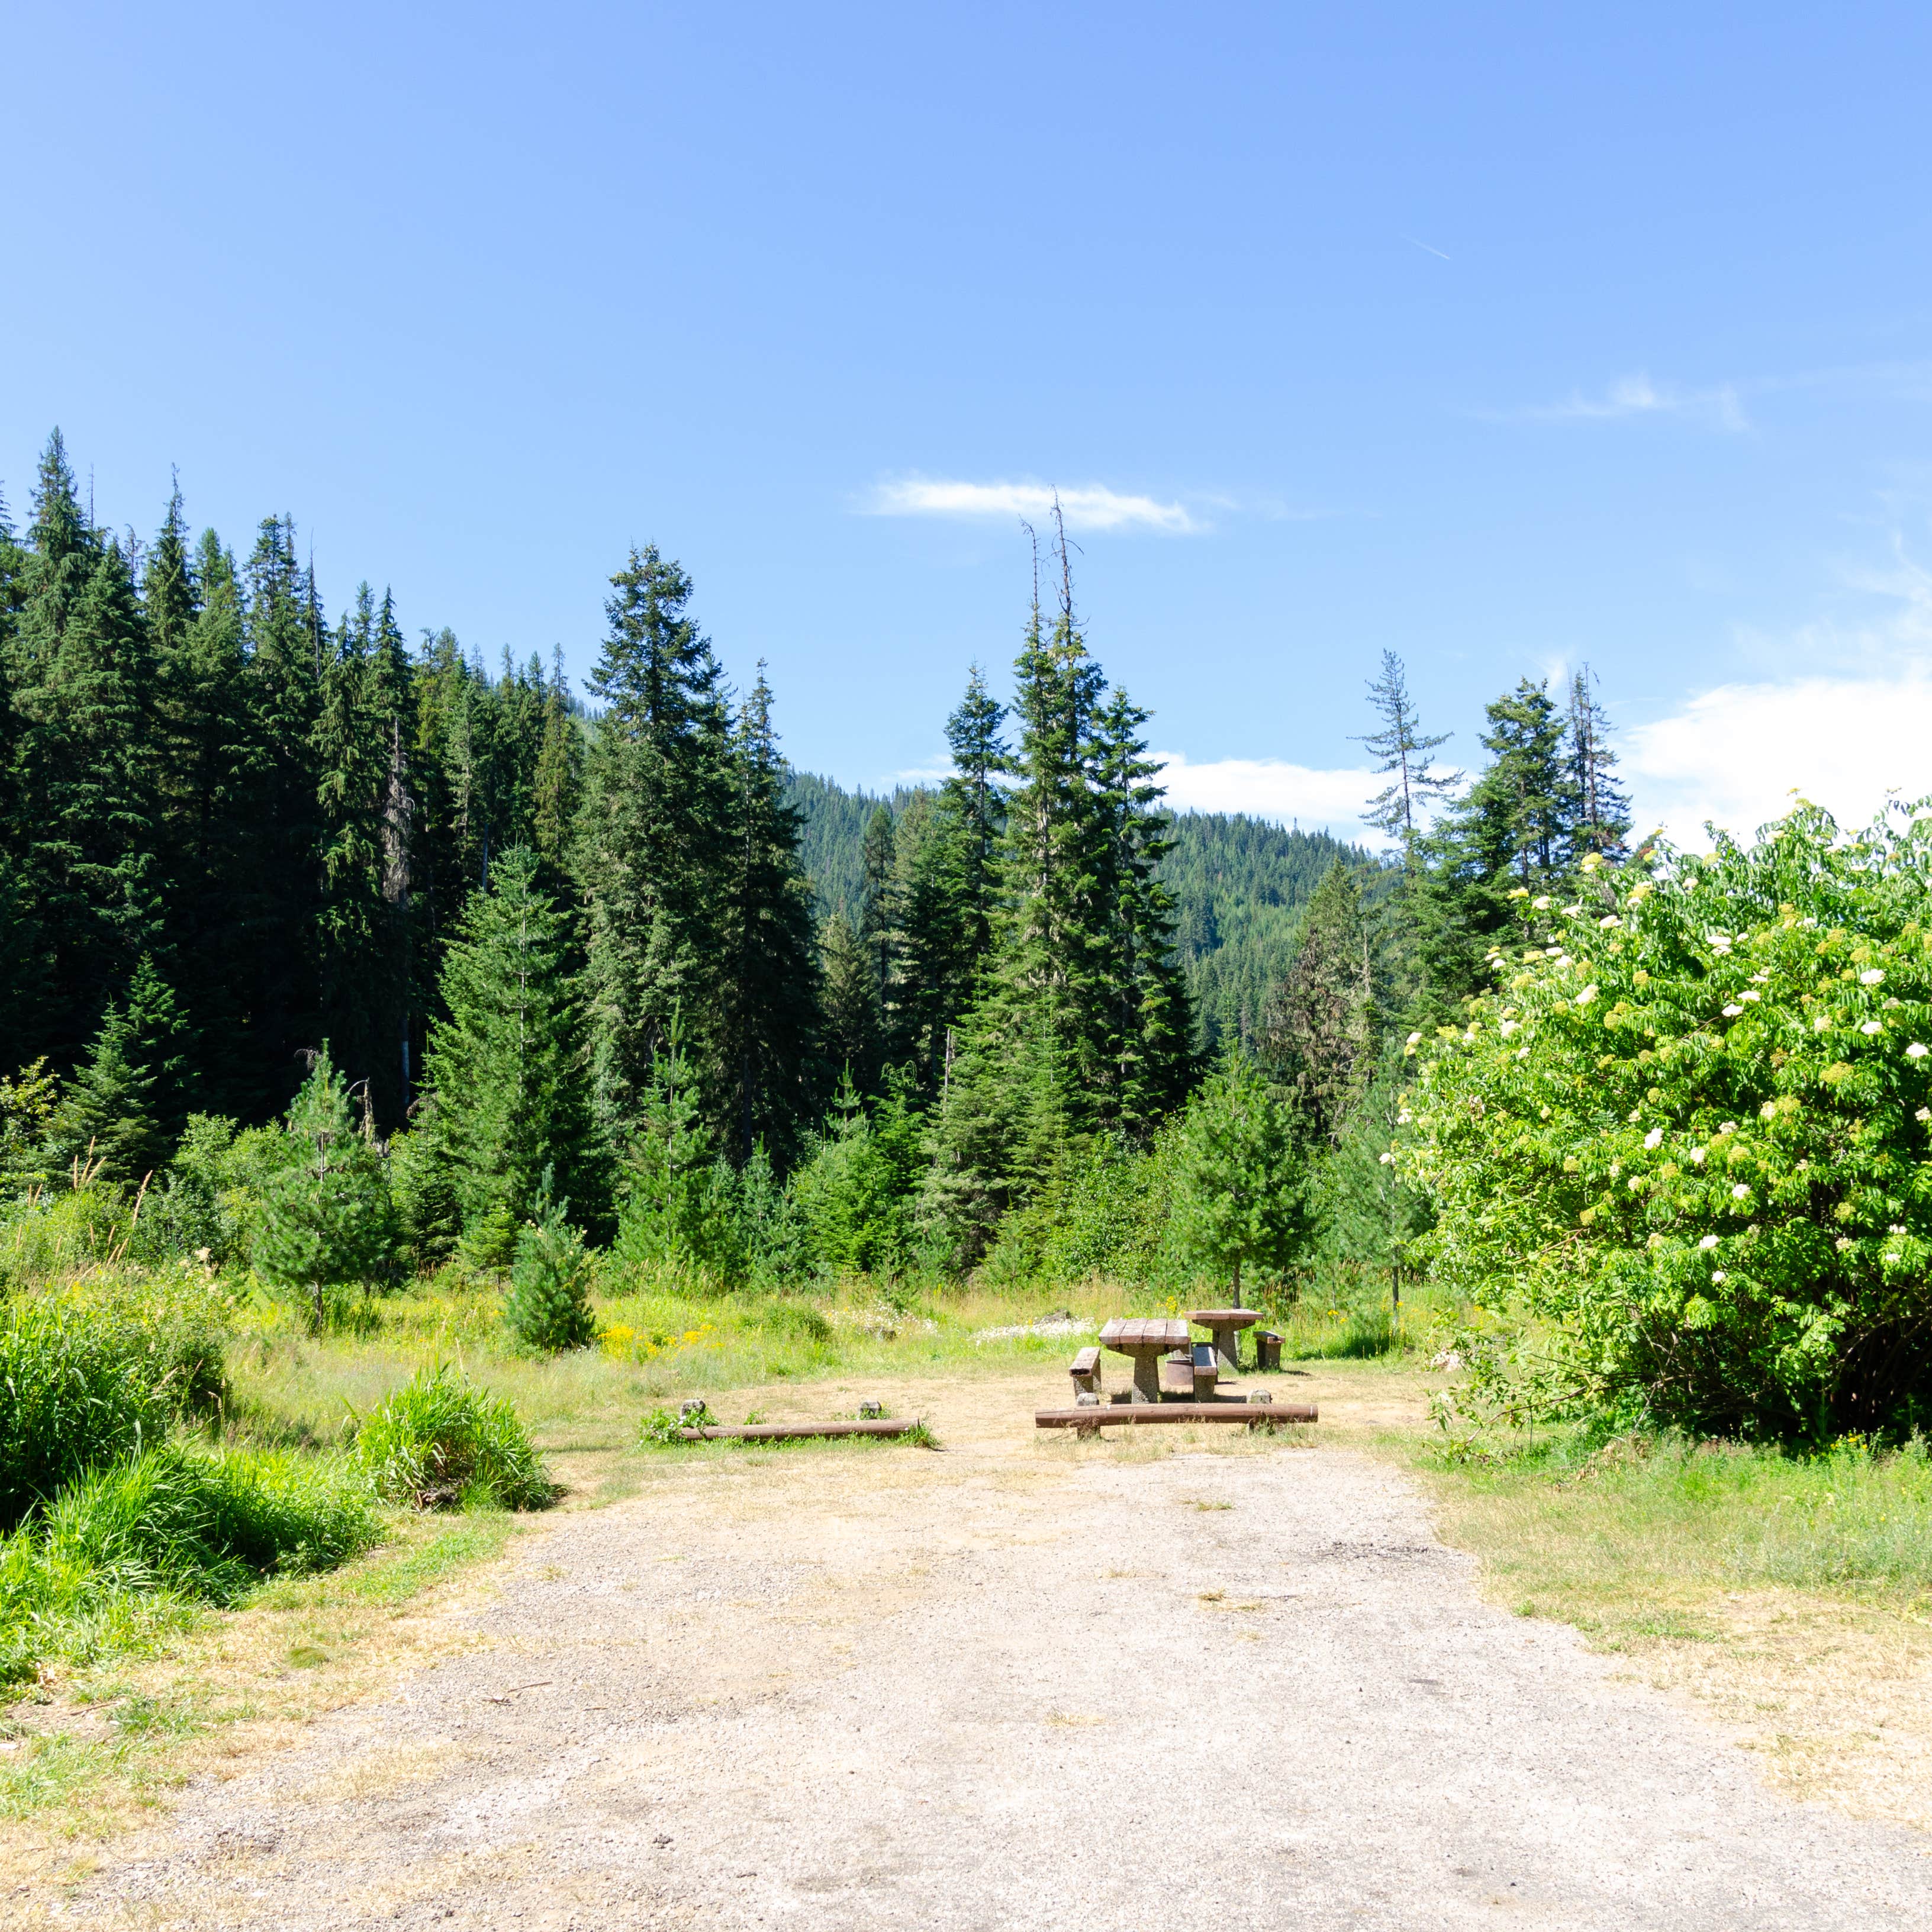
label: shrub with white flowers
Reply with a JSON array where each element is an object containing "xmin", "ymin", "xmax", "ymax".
[{"xmin": 1399, "ymin": 801, "xmax": 1932, "ymax": 1440}]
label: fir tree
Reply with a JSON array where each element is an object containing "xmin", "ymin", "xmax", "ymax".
[
  {"xmin": 254, "ymin": 1048, "xmax": 398, "ymax": 1331},
  {"xmin": 1355, "ymin": 651, "xmax": 1457, "ymax": 852},
  {"xmin": 503, "ymin": 1167, "xmax": 597, "ymax": 1353},
  {"xmin": 1089, "ymin": 685, "xmax": 1192, "ymax": 1136},
  {"xmin": 577, "ymin": 546, "xmax": 733, "ymax": 1132},
  {"xmin": 718, "ymin": 665, "xmax": 822, "ymax": 1160},
  {"xmin": 1566, "ymin": 665, "xmax": 1632, "ymax": 861},
  {"xmin": 7, "ymin": 434, "xmax": 163, "ymax": 1065},
  {"xmin": 421, "ymin": 845, "xmax": 600, "ymax": 1263},
  {"xmin": 1418, "ymin": 677, "xmax": 1573, "ymax": 1004},
  {"xmin": 48, "ymin": 995, "xmax": 166, "ymax": 1188},
  {"xmin": 1170, "ymin": 1049, "xmax": 1318, "ymax": 1304},
  {"xmin": 859, "ymin": 800, "xmax": 899, "ymax": 1037},
  {"xmin": 234, "ymin": 515, "xmax": 324, "ymax": 1112},
  {"xmin": 819, "ymin": 909, "xmax": 881, "ymax": 1089},
  {"xmin": 1260, "ymin": 858, "xmax": 1376, "ymax": 1145}
]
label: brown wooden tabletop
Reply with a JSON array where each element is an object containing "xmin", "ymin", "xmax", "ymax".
[
  {"xmin": 1099, "ymin": 1316, "xmax": 1192, "ymax": 1351},
  {"xmin": 1189, "ymin": 1309, "xmax": 1262, "ymax": 1329}
]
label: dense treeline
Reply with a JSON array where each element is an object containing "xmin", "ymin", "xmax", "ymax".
[{"xmin": 1, "ymin": 432, "xmax": 1643, "ymax": 1322}]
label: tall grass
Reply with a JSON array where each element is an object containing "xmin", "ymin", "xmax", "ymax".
[
  {"xmin": 0, "ymin": 1289, "xmax": 226, "ymax": 1528},
  {"xmin": 353, "ymin": 1364, "xmax": 553, "ymax": 1511},
  {"xmin": 0, "ymin": 1442, "xmax": 381, "ymax": 1683}
]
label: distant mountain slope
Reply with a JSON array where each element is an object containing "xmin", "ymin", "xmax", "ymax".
[
  {"xmin": 783, "ymin": 771, "xmax": 1383, "ymax": 1053},
  {"xmin": 1164, "ymin": 813, "xmax": 1374, "ymax": 1051}
]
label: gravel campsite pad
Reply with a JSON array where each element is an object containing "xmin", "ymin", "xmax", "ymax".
[{"xmin": 76, "ymin": 1377, "xmax": 1932, "ymax": 1930}]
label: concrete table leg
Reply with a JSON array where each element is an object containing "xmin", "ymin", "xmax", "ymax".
[
  {"xmin": 1131, "ymin": 1351, "xmax": 1162, "ymax": 1403},
  {"xmin": 1212, "ymin": 1328, "xmax": 1241, "ymax": 1374}
]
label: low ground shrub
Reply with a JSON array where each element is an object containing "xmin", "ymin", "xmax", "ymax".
[{"xmin": 354, "ymin": 1364, "xmax": 552, "ymax": 1511}]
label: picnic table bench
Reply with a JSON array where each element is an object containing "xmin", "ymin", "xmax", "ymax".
[
  {"xmin": 1099, "ymin": 1316, "xmax": 1192, "ymax": 1402},
  {"xmin": 1190, "ymin": 1307, "xmax": 1261, "ymax": 1373},
  {"xmin": 1068, "ymin": 1345, "xmax": 1102, "ymax": 1395}
]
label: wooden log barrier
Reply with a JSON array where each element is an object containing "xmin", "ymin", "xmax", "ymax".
[
  {"xmin": 675, "ymin": 1419, "xmax": 922, "ymax": 1442},
  {"xmin": 1035, "ymin": 1402, "xmax": 1316, "ymax": 1431}
]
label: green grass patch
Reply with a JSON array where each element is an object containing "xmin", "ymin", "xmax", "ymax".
[{"xmin": 1415, "ymin": 1427, "xmax": 1932, "ymax": 1646}]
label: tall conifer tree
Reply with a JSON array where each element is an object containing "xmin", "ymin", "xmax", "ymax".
[
  {"xmin": 421, "ymin": 845, "xmax": 601, "ymax": 1258},
  {"xmin": 577, "ymin": 546, "xmax": 733, "ymax": 1132},
  {"xmin": 717, "ymin": 666, "xmax": 822, "ymax": 1161}
]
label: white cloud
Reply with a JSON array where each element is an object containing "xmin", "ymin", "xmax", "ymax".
[
  {"xmin": 1515, "ymin": 372, "xmax": 1748, "ymax": 432},
  {"xmin": 1626, "ymin": 673, "xmax": 1932, "ymax": 849},
  {"xmin": 1153, "ymin": 752, "xmax": 1386, "ymax": 844},
  {"xmin": 868, "ymin": 477, "xmax": 1199, "ymax": 534}
]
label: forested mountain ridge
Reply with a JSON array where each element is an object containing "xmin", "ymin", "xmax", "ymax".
[{"xmin": 784, "ymin": 773, "xmax": 1381, "ymax": 1052}]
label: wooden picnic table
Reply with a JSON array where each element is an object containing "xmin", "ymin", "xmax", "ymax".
[
  {"xmin": 1099, "ymin": 1316, "xmax": 1192, "ymax": 1403},
  {"xmin": 1190, "ymin": 1308, "xmax": 1261, "ymax": 1373}
]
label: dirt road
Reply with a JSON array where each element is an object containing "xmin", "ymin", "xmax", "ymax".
[{"xmin": 78, "ymin": 1373, "xmax": 1932, "ymax": 1929}]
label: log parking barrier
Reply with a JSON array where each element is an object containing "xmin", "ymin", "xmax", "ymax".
[
  {"xmin": 674, "ymin": 1419, "xmax": 922, "ymax": 1442},
  {"xmin": 1035, "ymin": 1400, "xmax": 1316, "ymax": 1434}
]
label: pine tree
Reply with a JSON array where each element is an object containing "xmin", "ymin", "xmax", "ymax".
[
  {"xmin": 1355, "ymin": 651, "xmax": 1457, "ymax": 852},
  {"xmin": 503, "ymin": 1167, "xmax": 597, "ymax": 1353},
  {"xmin": 421, "ymin": 845, "xmax": 600, "ymax": 1263},
  {"xmin": 7, "ymin": 433, "xmax": 163, "ymax": 1067},
  {"xmin": 1170, "ymin": 1049, "xmax": 1318, "ymax": 1303},
  {"xmin": 577, "ymin": 546, "xmax": 733, "ymax": 1133},
  {"xmin": 717, "ymin": 666, "xmax": 822, "ymax": 1161},
  {"xmin": 1260, "ymin": 859, "xmax": 1376, "ymax": 1145},
  {"xmin": 1566, "ymin": 665, "xmax": 1632, "ymax": 861},
  {"xmin": 254, "ymin": 1048, "xmax": 398, "ymax": 1331}
]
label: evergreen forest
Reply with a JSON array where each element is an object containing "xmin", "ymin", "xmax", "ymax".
[{"xmin": 0, "ymin": 430, "xmax": 1648, "ymax": 1319}]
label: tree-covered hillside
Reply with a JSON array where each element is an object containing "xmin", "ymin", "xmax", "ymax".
[{"xmin": 785, "ymin": 775, "xmax": 1381, "ymax": 1053}]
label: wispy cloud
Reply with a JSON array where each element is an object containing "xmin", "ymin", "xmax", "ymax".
[
  {"xmin": 867, "ymin": 477, "xmax": 1199, "ymax": 534},
  {"xmin": 1403, "ymin": 235, "xmax": 1451, "ymax": 261},
  {"xmin": 1153, "ymin": 752, "xmax": 1387, "ymax": 844},
  {"xmin": 1503, "ymin": 372, "xmax": 1749, "ymax": 432}
]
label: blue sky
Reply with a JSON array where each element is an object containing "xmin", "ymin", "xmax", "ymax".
[{"xmin": 6, "ymin": 2, "xmax": 1932, "ymax": 846}]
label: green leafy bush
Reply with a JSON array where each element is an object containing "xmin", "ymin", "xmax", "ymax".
[
  {"xmin": 0, "ymin": 1441, "xmax": 379, "ymax": 1683},
  {"xmin": 354, "ymin": 1365, "xmax": 552, "ymax": 1511},
  {"xmin": 1404, "ymin": 801, "xmax": 1932, "ymax": 1439},
  {"xmin": 503, "ymin": 1178, "xmax": 597, "ymax": 1354}
]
